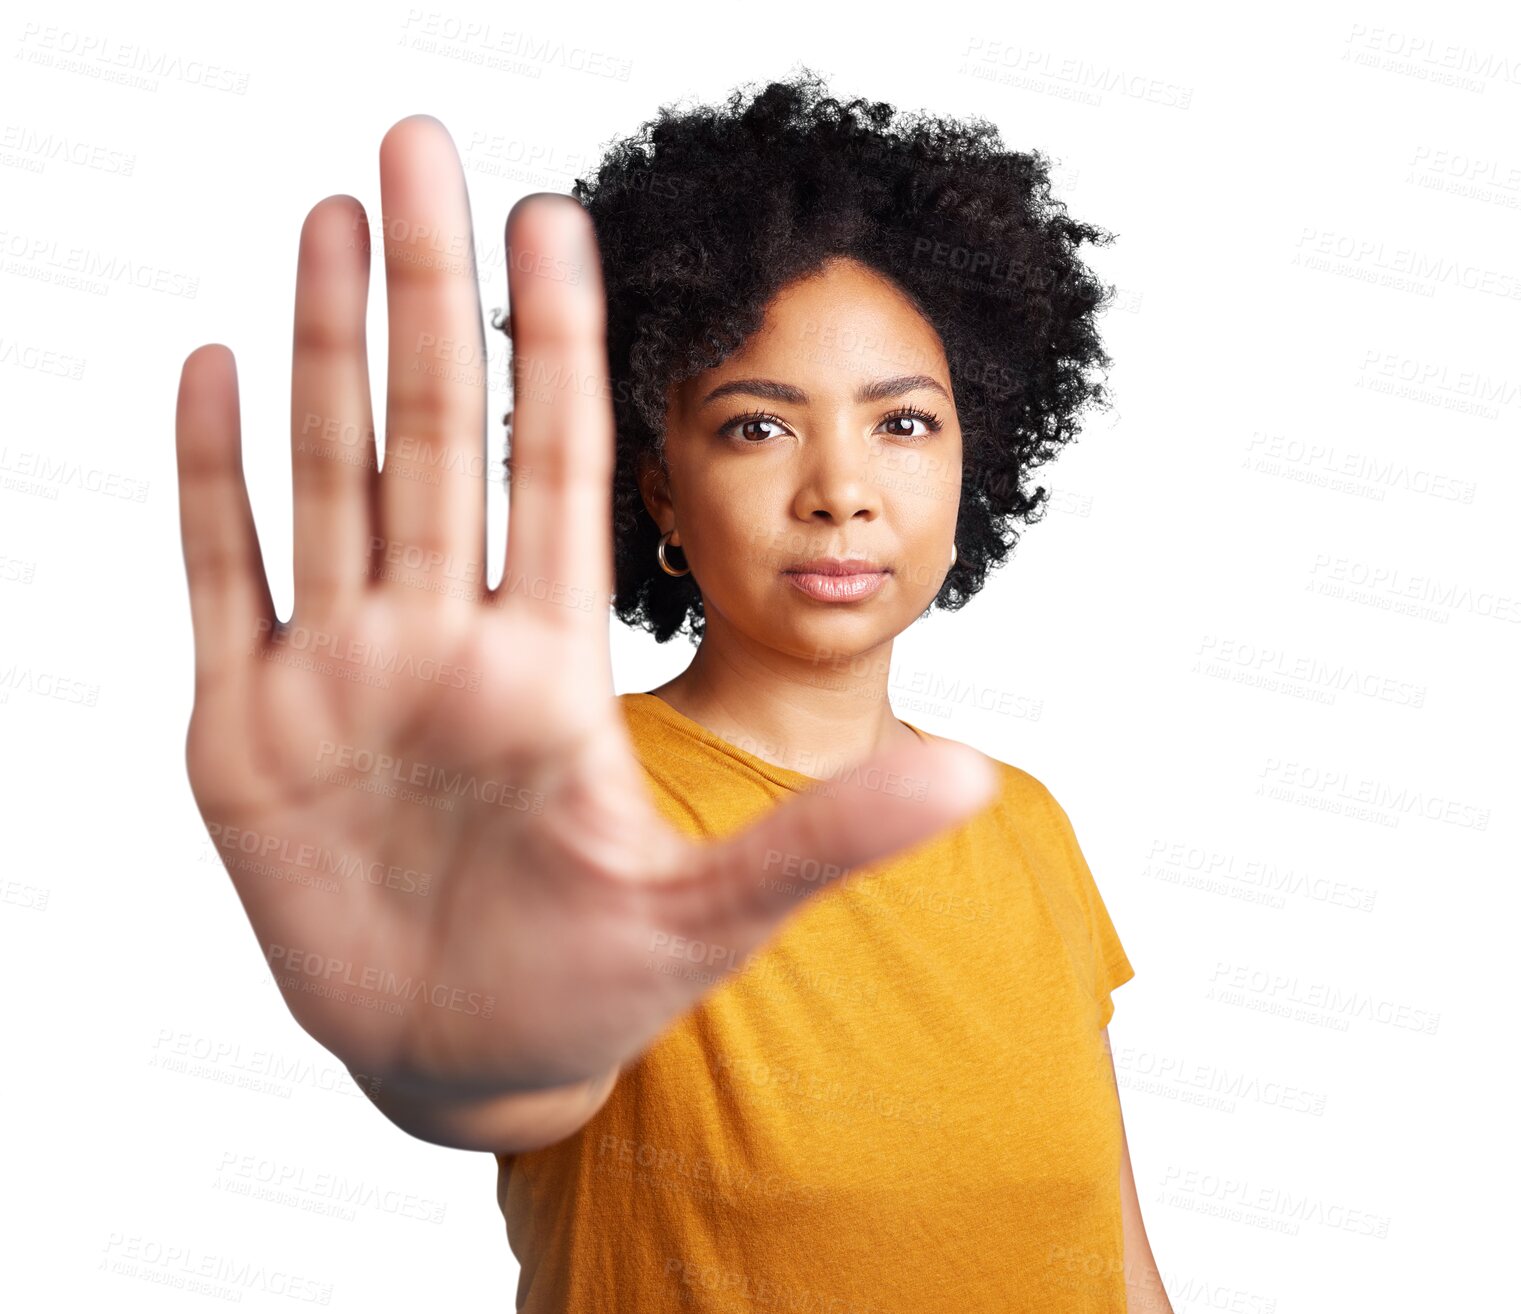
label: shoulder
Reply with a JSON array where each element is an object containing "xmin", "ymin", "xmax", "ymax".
[{"xmin": 904, "ymin": 722, "xmax": 1061, "ymax": 818}]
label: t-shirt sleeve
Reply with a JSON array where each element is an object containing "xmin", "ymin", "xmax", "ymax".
[{"xmin": 1038, "ymin": 783, "xmax": 1136, "ymax": 1027}]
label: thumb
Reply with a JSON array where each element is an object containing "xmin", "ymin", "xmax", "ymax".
[{"xmin": 686, "ymin": 737, "xmax": 1001, "ymax": 938}]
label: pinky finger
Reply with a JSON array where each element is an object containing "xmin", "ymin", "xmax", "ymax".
[{"xmin": 175, "ymin": 345, "xmax": 277, "ymax": 702}]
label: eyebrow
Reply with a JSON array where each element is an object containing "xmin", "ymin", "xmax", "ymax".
[{"xmin": 698, "ymin": 374, "xmax": 951, "ymax": 408}]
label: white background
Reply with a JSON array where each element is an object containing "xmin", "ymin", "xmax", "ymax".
[{"xmin": 3, "ymin": 0, "xmax": 1516, "ymax": 1309}]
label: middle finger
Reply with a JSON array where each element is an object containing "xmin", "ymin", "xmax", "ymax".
[{"xmin": 375, "ymin": 115, "xmax": 488, "ymax": 610}]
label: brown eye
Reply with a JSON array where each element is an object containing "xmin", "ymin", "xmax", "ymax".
[
  {"xmin": 739, "ymin": 419, "xmax": 784, "ymax": 442},
  {"xmin": 718, "ymin": 411, "xmax": 790, "ymax": 444},
  {"xmin": 877, "ymin": 407, "xmax": 942, "ymax": 440}
]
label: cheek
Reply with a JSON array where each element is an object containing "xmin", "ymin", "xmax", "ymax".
[
  {"xmin": 885, "ymin": 463, "xmax": 961, "ymax": 538},
  {"xmin": 866, "ymin": 432, "xmax": 959, "ymax": 504},
  {"xmin": 891, "ymin": 444, "xmax": 961, "ymax": 507},
  {"xmin": 692, "ymin": 468, "xmax": 795, "ymax": 568},
  {"xmin": 884, "ymin": 470, "xmax": 961, "ymax": 595}
]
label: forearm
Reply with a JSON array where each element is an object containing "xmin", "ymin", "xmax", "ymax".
[
  {"xmin": 1119, "ymin": 1194, "xmax": 1175, "ymax": 1314},
  {"xmin": 351, "ymin": 1064, "xmax": 622, "ymax": 1154},
  {"xmin": 1125, "ymin": 1253, "xmax": 1175, "ymax": 1314}
]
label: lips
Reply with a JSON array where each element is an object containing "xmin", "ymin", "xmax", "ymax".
[
  {"xmin": 784, "ymin": 557, "xmax": 886, "ymax": 576},
  {"xmin": 783, "ymin": 559, "xmax": 889, "ymax": 603}
]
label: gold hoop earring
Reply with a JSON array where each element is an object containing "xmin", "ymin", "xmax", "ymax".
[
  {"xmin": 950, "ymin": 542, "xmax": 958, "ymax": 568},
  {"xmin": 657, "ymin": 529, "xmax": 691, "ymax": 577}
]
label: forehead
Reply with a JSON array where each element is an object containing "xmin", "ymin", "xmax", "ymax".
[{"xmin": 696, "ymin": 257, "xmax": 948, "ymax": 391}]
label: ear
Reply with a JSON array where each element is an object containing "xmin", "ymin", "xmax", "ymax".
[{"xmin": 636, "ymin": 450, "xmax": 675, "ymax": 535}]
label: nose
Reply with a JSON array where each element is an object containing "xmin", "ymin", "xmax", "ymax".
[{"xmin": 790, "ymin": 422, "xmax": 883, "ymax": 525}]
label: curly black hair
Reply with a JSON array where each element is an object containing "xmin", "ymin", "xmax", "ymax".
[{"xmin": 515, "ymin": 66, "xmax": 1118, "ymax": 644}]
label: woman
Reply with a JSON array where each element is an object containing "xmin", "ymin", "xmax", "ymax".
[{"xmin": 174, "ymin": 69, "xmax": 1171, "ymax": 1312}]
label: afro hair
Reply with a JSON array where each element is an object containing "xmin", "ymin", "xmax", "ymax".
[{"xmin": 504, "ymin": 66, "xmax": 1118, "ymax": 644}]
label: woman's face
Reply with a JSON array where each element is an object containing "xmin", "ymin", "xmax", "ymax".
[{"xmin": 640, "ymin": 255, "xmax": 963, "ymax": 672}]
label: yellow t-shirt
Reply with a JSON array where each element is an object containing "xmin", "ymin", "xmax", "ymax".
[{"xmin": 497, "ymin": 691, "xmax": 1136, "ymax": 1312}]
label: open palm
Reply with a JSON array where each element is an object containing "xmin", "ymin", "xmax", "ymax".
[{"xmin": 174, "ymin": 115, "xmax": 997, "ymax": 1115}]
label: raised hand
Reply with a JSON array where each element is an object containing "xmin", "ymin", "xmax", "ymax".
[{"xmin": 174, "ymin": 115, "xmax": 997, "ymax": 1127}]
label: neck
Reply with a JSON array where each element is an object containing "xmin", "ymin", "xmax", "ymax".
[{"xmin": 646, "ymin": 611, "xmax": 916, "ymax": 778}]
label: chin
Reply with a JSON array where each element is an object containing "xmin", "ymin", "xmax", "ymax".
[{"xmin": 780, "ymin": 612, "xmax": 904, "ymax": 658}]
